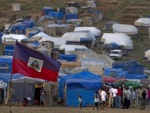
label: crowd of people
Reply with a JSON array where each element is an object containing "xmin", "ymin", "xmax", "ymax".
[{"xmin": 78, "ymin": 86, "xmax": 150, "ymax": 111}]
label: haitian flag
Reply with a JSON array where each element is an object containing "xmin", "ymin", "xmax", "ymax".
[{"xmin": 12, "ymin": 41, "xmax": 61, "ymax": 82}]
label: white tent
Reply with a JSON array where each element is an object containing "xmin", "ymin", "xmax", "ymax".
[
  {"xmin": 2, "ymin": 34, "xmax": 27, "ymax": 44},
  {"xmin": 112, "ymin": 24, "xmax": 138, "ymax": 35},
  {"xmin": 59, "ymin": 45, "xmax": 88, "ymax": 54},
  {"xmin": 134, "ymin": 18, "xmax": 150, "ymax": 27},
  {"xmin": 62, "ymin": 31, "xmax": 96, "ymax": 42},
  {"xmin": 32, "ymin": 32, "xmax": 66, "ymax": 47},
  {"xmin": 101, "ymin": 33, "xmax": 133, "ymax": 50},
  {"xmin": 74, "ymin": 27, "xmax": 101, "ymax": 37},
  {"xmin": 65, "ymin": 7, "xmax": 78, "ymax": 14},
  {"xmin": 145, "ymin": 49, "xmax": 150, "ymax": 58},
  {"xmin": 86, "ymin": 1, "xmax": 96, "ymax": 8}
]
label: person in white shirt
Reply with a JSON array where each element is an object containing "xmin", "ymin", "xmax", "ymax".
[
  {"xmin": 100, "ymin": 88, "xmax": 107, "ymax": 109},
  {"xmin": 93, "ymin": 91, "xmax": 99, "ymax": 111},
  {"xmin": 112, "ymin": 86, "xmax": 118, "ymax": 108},
  {"xmin": 109, "ymin": 87, "xmax": 114, "ymax": 107},
  {"xmin": 123, "ymin": 86, "xmax": 131, "ymax": 109},
  {"xmin": 78, "ymin": 95, "xmax": 82, "ymax": 109}
]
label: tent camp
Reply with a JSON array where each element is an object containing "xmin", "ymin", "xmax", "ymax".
[
  {"xmin": 11, "ymin": 77, "xmax": 45, "ymax": 103},
  {"xmin": 103, "ymin": 21, "xmax": 119, "ymax": 31},
  {"xmin": 112, "ymin": 24, "xmax": 138, "ymax": 35},
  {"xmin": 2, "ymin": 34, "xmax": 27, "ymax": 44},
  {"xmin": 86, "ymin": 1, "xmax": 96, "ymax": 8},
  {"xmin": 59, "ymin": 45, "xmax": 88, "ymax": 54},
  {"xmin": 101, "ymin": 33, "xmax": 133, "ymax": 50},
  {"xmin": 66, "ymin": 19, "xmax": 83, "ymax": 26},
  {"xmin": 62, "ymin": 31, "xmax": 95, "ymax": 42},
  {"xmin": 74, "ymin": 27, "xmax": 101, "ymax": 38},
  {"xmin": 58, "ymin": 71, "xmax": 102, "ymax": 107},
  {"xmin": 65, "ymin": 7, "xmax": 78, "ymax": 14},
  {"xmin": 134, "ymin": 18, "xmax": 150, "ymax": 27},
  {"xmin": 145, "ymin": 49, "xmax": 150, "ymax": 58}
]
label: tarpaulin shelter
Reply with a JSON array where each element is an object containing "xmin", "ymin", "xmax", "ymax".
[
  {"xmin": 48, "ymin": 12, "xmax": 64, "ymax": 19},
  {"xmin": 42, "ymin": 6, "xmax": 53, "ymax": 15},
  {"xmin": 0, "ymin": 56, "xmax": 13, "ymax": 73},
  {"xmin": 66, "ymin": 14, "xmax": 78, "ymax": 20},
  {"xmin": 59, "ymin": 54, "xmax": 77, "ymax": 62},
  {"xmin": 65, "ymin": 7, "xmax": 78, "ymax": 14},
  {"xmin": 134, "ymin": 18, "xmax": 150, "ymax": 27},
  {"xmin": 58, "ymin": 71, "xmax": 102, "ymax": 107},
  {"xmin": 4, "ymin": 44, "xmax": 14, "ymax": 56},
  {"xmin": 124, "ymin": 81, "xmax": 141, "ymax": 88},
  {"xmin": 0, "ymin": 33, "xmax": 3, "ymax": 44}
]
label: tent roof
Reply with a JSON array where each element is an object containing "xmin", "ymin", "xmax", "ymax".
[{"xmin": 134, "ymin": 18, "xmax": 150, "ymax": 27}]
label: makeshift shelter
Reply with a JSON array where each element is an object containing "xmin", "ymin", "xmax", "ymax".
[
  {"xmin": 103, "ymin": 21, "xmax": 119, "ymax": 31},
  {"xmin": 140, "ymin": 79, "xmax": 150, "ymax": 86},
  {"xmin": 68, "ymin": 2, "xmax": 79, "ymax": 8},
  {"xmin": 46, "ymin": 24, "xmax": 69, "ymax": 36},
  {"xmin": 103, "ymin": 76, "xmax": 125, "ymax": 83},
  {"xmin": 59, "ymin": 45, "xmax": 88, "ymax": 54},
  {"xmin": 26, "ymin": 28, "xmax": 41, "ymax": 38},
  {"xmin": 2, "ymin": 34, "xmax": 27, "ymax": 44},
  {"xmin": 58, "ymin": 71, "xmax": 102, "ymax": 107},
  {"xmin": 112, "ymin": 24, "xmax": 138, "ymax": 35},
  {"xmin": 59, "ymin": 54, "xmax": 77, "ymax": 62},
  {"xmin": 86, "ymin": 1, "xmax": 96, "ymax": 8},
  {"xmin": 65, "ymin": 7, "xmax": 78, "ymax": 14},
  {"xmin": 4, "ymin": 44, "xmax": 14, "ymax": 56},
  {"xmin": 145, "ymin": 49, "xmax": 150, "ymax": 58},
  {"xmin": 42, "ymin": 6, "xmax": 53, "ymax": 15},
  {"xmin": 0, "ymin": 56, "xmax": 13, "ymax": 73},
  {"xmin": 124, "ymin": 81, "xmax": 141, "ymax": 88},
  {"xmin": 0, "ymin": 33, "xmax": 3, "ymax": 44},
  {"xmin": 134, "ymin": 18, "xmax": 150, "ymax": 27},
  {"xmin": 66, "ymin": 14, "xmax": 78, "ymax": 20},
  {"xmin": 62, "ymin": 31, "xmax": 95, "ymax": 43},
  {"xmin": 66, "ymin": 19, "xmax": 83, "ymax": 26},
  {"xmin": 48, "ymin": 12, "xmax": 64, "ymax": 19},
  {"xmin": 74, "ymin": 27, "xmax": 101, "ymax": 38},
  {"xmin": 101, "ymin": 33, "xmax": 133, "ymax": 50},
  {"xmin": 11, "ymin": 77, "xmax": 45, "ymax": 103}
]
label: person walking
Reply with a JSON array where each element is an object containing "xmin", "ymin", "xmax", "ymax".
[
  {"xmin": 78, "ymin": 95, "xmax": 82, "ymax": 109},
  {"xmin": 93, "ymin": 91, "xmax": 99, "ymax": 111},
  {"xmin": 109, "ymin": 87, "xmax": 114, "ymax": 108},
  {"xmin": 40, "ymin": 87, "xmax": 46, "ymax": 106},
  {"xmin": 100, "ymin": 88, "xmax": 107, "ymax": 110},
  {"xmin": 112, "ymin": 86, "xmax": 118, "ymax": 108},
  {"xmin": 123, "ymin": 87, "xmax": 131, "ymax": 109}
]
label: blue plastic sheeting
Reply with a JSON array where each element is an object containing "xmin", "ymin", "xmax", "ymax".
[
  {"xmin": 59, "ymin": 54, "xmax": 77, "ymax": 62},
  {"xmin": 4, "ymin": 45, "xmax": 14, "ymax": 56},
  {"xmin": 42, "ymin": 7, "xmax": 53, "ymax": 15},
  {"xmin": 67, "ymin": 88, "xmax": 95, "ymax": 107},
  {"xmin": 110, "ymin": 43, "xmax": 119, "ymax": 48},
  {"xmin": 28, "ymin": 30, "xmax": 40, "ymax": 38},
  {"xmin": 58, "ymin": 71, "xmax": 102, "ymax": 107},
  {"xmin": 0, "ymin": 57, "xmax": 12, "ymax": 73},
  {"xmin": 66, "ymin": 14, "xmax": 78, "ymax": 20},
  {"xmin": 22, "ymin": 21, "xmax": 35, "ymax": 28},
  {"xmin": 80, "ymin": 38, "xmax": 93, "ymax": 42},
  {"xmin": 125, "ymin": 74, "xmax": 148, "ymax": 79},
  {"xmin": 112, "ymin": 61, "xmax": 144, "ymax": 74},
  {"xmin": 0, "ymin": 33, "xmax": 3, "ymax": 44},
  {"xmin": 48, "ymin": 12, "xmax": 64, "ymax": 19},
  {"xmin": 104, "ymin": 68, "xmax": 127, "ymax": 78},
  {"xmin": 0, "ymin": 73, "xmax": 23, "ymax": 83}
]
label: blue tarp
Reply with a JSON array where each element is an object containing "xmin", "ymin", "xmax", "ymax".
[
  {"xmin": 113, "ymin": 61, "xmax": 144, "ymax": 74},
  {"xmin": 59, "ymin": 54, "xmax": 77, "ymax": 62},
  {"xmin": 80, "ymin": 38, "xmax": 93, "ymax": 42},
  {"xmin": 42, "ymin": 6, "xmax": 53, "ymax": 15},
  {"xmin": 0, "ymin": 33, "xmax": 3, "ymax": 44},
  {"xmin": 22, "ymin": 21, "xmax": 35, "ymax": 28},
  {"xmin": 125, "ymin": 74, "xmax": 147, "ymax": 79},
  {"xmin": 28, "ymin": 30, "xmax": 41, "ymax": 38},
  {"xmin": 58, "ymin": 71, "xmax": 102, "ymax": 107},
  {"xmin": 104, "ymin": 68, "xmax": 127, "ymax": 78},
  {"xmin": 66, "ymin": 14, "xmax": 78, "ymax": 20},
  {"xmin": 48, "ymin": 12, "xmax": 64, "ymax": 19},
  {"xmin": 0, "ymin": 73, "xmax": 23, "ymax": 83},
  {"xmin": 4, "ymin": 45, "xmax": 14, "ymax": 56},
  {"xmin": 0, "ymin": 56, "xmax": 12, "ymax": 73}
]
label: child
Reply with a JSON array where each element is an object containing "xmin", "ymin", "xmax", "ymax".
[
  {"xmin": 93, "ymin": 91, "xmax": 99, "ymax": 111},
  {"xmin": 22, "ymin": 98, "xmax": 28, "ymax": 107},
  {"xmin": 78, "ymin": 95, "xmax": 82, "ymax": 109}
]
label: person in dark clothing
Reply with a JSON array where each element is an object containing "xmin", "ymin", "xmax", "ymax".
[{"xmin": 140, "ymin": 89, "xmax": 147, "ymax": 110}]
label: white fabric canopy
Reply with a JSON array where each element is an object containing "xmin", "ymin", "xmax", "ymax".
[
  {"xmin": 101, "ymin": 33, "xmax": 133, "ymax": 49},
  {"xmin": 112, "ymin": 24, "xmax": 138, "ymax": 35},
  {"xmin": 74, "ymin": 27, "xmax": 101, "ymax": 37},
  {"xmin": 62, "ymin": 31, "xmax": 95, "ymax": 42},
  {"xmin": 65, "ymin": 7, "xmax": 78, "ymax": 14},
  {"xmin": 145, "ymin": 49, "xmax": 150, "ymax": 58},
  {"xmin": 134, "ymin": 18, "xmax": 150, "ymax": 27}
]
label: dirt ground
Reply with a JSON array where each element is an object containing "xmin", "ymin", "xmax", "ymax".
[{"xmin": 0, "ymin": 105, "xmax": 150, "ymax": 113}]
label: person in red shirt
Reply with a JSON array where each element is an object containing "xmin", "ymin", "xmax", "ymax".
[{"xmin": 117, "ymin": 86, "xmax": 122, "ymax": 108}]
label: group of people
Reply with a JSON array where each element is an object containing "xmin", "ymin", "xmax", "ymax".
[{"xmin": 78, "ymin": 86, "xmax": 150, "ymax": 111}]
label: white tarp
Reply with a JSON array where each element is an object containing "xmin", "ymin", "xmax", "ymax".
[
  {"xmin": 62, "ymin": 31, "xmax": 96, "ymax": 42},
  {"xmin": 32, "ymin": 32, "xmax": 66, "ymax": 46},
  {"xmin": 74, "ymin": 27, "xmax": 101, "ymax": 37},
  {"xmin": 2, "ymin": 34, "xmax": 27, "ymax": 44},
  {"xmin": 101, "ymin": 33, "xmax": 133, "ymax": 50},
  {"xmin": 134, "ymin": 18, "xmax": 150, "ymax": 27},
  {"xmin": 86, "ymin": 1, "xmax": 96, "ymax": 8},
  {"xmin": 65, "ymin": 7, "xmax": 78, "ymax": 14},
  {"xmin": 112, "ymin": 24, "xmax": 138, "ymax": 35},
  {"xmin": 145, "ymin": 49, "xmax": 150, "ymax": 58},
  {"xmin": 80, "ymin": 58, "xmax": 109, "ymax": 75},
  {"xmin": 59, "ymin": 45, "xmax": 88, "ymax": 54}
]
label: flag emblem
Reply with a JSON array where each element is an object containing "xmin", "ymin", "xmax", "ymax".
[{"xmin": 27, "ymin": 57, "xmax": 43, "ymax": 72}]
